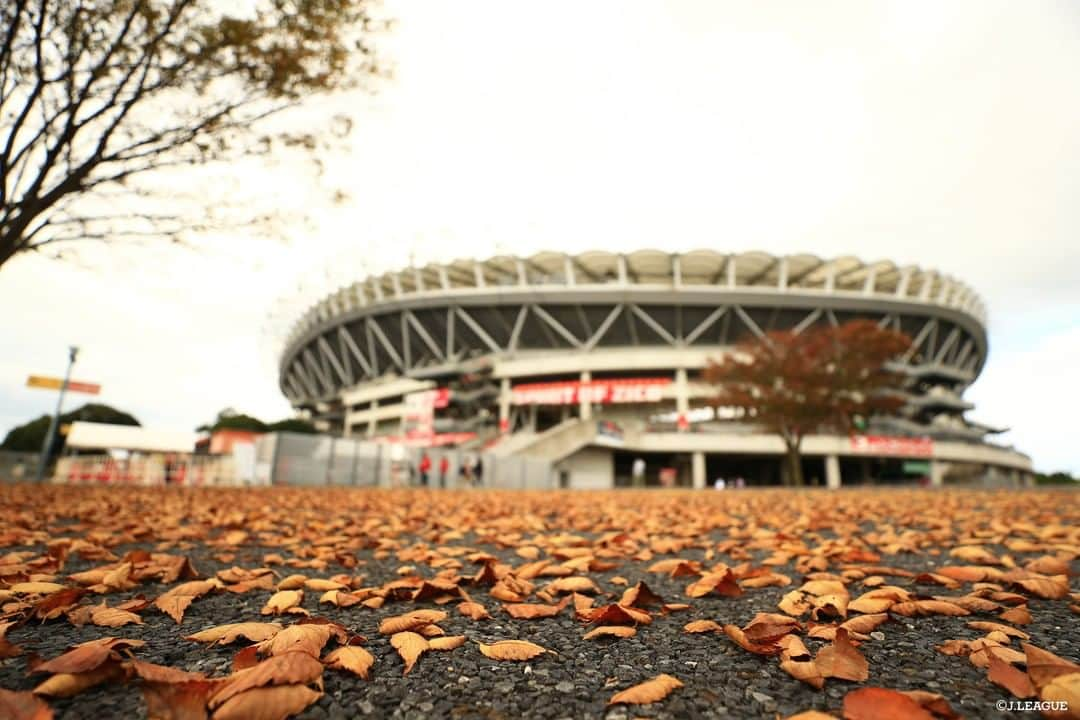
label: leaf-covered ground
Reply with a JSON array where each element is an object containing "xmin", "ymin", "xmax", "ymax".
[{"xmin": 0, "ymin": 486, "xmax": 1078, "ymax": 720}]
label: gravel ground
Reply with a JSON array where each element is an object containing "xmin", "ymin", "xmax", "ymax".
[{"xmin": 0, "ymin": 485, "xmax": 1077, "ymax": 720}]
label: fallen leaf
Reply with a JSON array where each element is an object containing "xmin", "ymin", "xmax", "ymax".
[
  {"xmin": 477, "ymin": 640, "xmax": 547, "ymax": 661},
  {"xmin": 155, "ymin": 581, "xmax": 219, "ymax": 624},
  {"xmin": 378, "ymin": 609, "xmax": 448, "ymax": 635},
  {"xmin": 390, "ymin": 632, "xmax": 429, "ymax": 675},
  {"xmin": 186, "ymin": 622, "xmax": 283, "ymax": 646},
  {"xmin": 815, "ymin": 629, "xmax": 868, "ymax": 682},
  {"xmin": 213, "ymin": 684, "xmax": 322, "ymax": 720},
  {"xmin": 0, "ymin": 688, "xmax": 53, "ymax": 720},
  {"xmin": 324, "ymin": 646, "xmax": 375, "ymax": 679},
  {"xmin": 208, "ymin": 652, "xmax": 324, "ymax": 709},
  {"xmin": 429, "ymin": 635, "xmax": 467, "ymax": 651},
  {"xmin": 842, "ymin": 687, "xmax": 935, "ymax": 720},
  {"xmin": 583, "ymin": 626, "xmax": 637, "ymax": 640},
  {"xmin": 260, "ymin": 590, "xmax": 303, "ymax": 616},
  {"xmin": 987, "ymin": 654, "xmax": 1036, "ymax": 698},
  {"xmin": 608, "ymin": 673, "xmax": 683, "ymax": 705},
  {"xmin": 683, "ymin": 620, "xmax": 724, "ymax": 634}
]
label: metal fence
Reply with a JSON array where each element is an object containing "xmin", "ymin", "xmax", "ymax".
[
  {"xmin": 0, "ymin": 451, "xmax": 37, "ymax": 483},
  {"xmin": 258, "ymin": 433, "xmax": 555, "ymax": 489}
]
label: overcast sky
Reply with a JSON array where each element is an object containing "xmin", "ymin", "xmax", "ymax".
[{"xmin": 2, "ymin": 0, "xmax": 1078, "ymax": 473}]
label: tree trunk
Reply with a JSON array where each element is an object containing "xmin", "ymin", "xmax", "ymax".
[{"xmin": 784, "ymin": 441, "xmax": 805, "ymax": 487}]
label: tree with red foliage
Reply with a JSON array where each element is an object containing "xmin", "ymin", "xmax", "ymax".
[{"xmin": 704, "ymin": 320, "xmax": 912, "ymax": 487}]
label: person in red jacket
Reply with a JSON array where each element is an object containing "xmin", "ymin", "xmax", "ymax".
[
  {"xmin": 438, "ymin": 455, "xmax": 449, "ymax": 488},
  {"xmin": 418, "ymin": 452, "xmax": 432, "ymax": 487}
]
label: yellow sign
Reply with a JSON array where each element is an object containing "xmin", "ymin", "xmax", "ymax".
[{"xmin": 26, "ymin": 376, "xmax": 101, "ymax": 395}]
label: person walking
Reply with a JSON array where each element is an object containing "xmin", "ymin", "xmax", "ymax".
[
  {"xmin": 438, "ymin": 455, "xmax": 449, "ymax": 488},
  {"xmin": 473, "ymin": 455, "xmax": 483, "ymax": 487},
  {"xmin": 418, "ymin": 452, "xmax": 432, "ymax": 487},
  {"xmin": 631, "ymin": 457, "xmax": 646, "ymax": 488}
]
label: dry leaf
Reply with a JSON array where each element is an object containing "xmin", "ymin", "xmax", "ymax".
[
  {"xmin": 843, "ymin": 687, "xmax": 936, "ymax": 720},
  {"xmin": 429, "ymin": 635, "xmax": 467, "ymax": 651},
  {"xmin": 378, "ymin": 609, "xmax": 448, "ymax": 635},
  {"xmin": 608, "ymin": 674, "xmax": 683, "ymax": 705},
  {"xmin": 186, "ymin": 622, "xmax": 282, "ymax": 646},
  {"xmin": 260, "ymin": 590, "xmax": 303, "ymax": 616},
  {"xmin": 583, "ymin": 626, "xmax": 636, "ymax": 640},
  {"xmin": 815, "ymin": 629, "xmax": 868, "ymax": 682},
  {"xmin": 683, "ymin": 620, "xmax": 724, "ymax": 634},
  {"xmin": 208, "ymin": 651, "xmax": 324, "ymax": 709},
  {"xmin": 324, "ymin": 646, "xmax": 375, "ymax": 680},
  {"xmin": 213, "ymin": 683, "xmax": 322, "ymax": 720},
  {"xmin": 477, "ymin": 640, "xmax": 547, "ymax": 661},
  {"xmin": 0, "ymin": 688, "xmax": 53, "ymax": 720},
  {"xmin": 390, "ymin": 632, "xmax": 429, "ymax": 675},
  {"xmin": 155, "ymin": 580, "xmax": 219, "ymax": 624}
]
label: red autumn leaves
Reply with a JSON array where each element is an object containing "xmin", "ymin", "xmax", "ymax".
[{"xmin": 0, "ymin": 484, "xmax": 1077, "ymax": 719}]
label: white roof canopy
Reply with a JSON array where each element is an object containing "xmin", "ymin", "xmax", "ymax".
[{"xmin": 66, "ymin": 422, "xmax": 198, "ymax": 453}]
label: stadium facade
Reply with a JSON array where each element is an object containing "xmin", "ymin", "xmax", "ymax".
[{"xmin": 277, "ymin": 250, "xmax": 1032, "ymax": 488}]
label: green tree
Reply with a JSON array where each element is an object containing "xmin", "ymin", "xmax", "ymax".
[
  {"xmin": 265, "ymin": 418, "xmax": 317, "ymax": 434},
  {"xmin": 1, "ymin": 403, "xmax": 140, "ymax": 453},
  {"xmin": 197, "ymin": 408, "xmax": 266, "ymax": 433},
  {"xmin": 0, "ymin": 0, "xmax": 385, "ymax": 269},
  {"xmin": 704, "ymin": 320, "xmax": 912, "ymax": 487}
]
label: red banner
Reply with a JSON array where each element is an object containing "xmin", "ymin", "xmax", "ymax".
[
  {"xmin": 511, "ymin": 378, "xmax": 671, "ymax": 406},
  {"xmin": 849, "ymin": 435, "xmax": 934, "ymax": 457}
]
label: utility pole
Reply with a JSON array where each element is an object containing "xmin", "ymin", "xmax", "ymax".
[{"xmin": 36, "ymin": 346, "xmax": 78, "ymax": 482}]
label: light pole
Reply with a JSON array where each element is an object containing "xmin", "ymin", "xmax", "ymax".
[{"xmin": 36, "ymin": 346, "xmax": 78, "ymax": 483}]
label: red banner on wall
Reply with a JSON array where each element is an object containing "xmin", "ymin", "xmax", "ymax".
[
  {"xmin": 511, "ymin": 378, "xmax": 671, "ymax": 406},
  {"xmin": 849, "ymin": 435, "xmax": 934, "ymax": 457}
]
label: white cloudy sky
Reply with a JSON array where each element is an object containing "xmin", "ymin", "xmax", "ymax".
[{"xmin": 2, "ymin": 0, "xmax": 1079, "ymax": 473}]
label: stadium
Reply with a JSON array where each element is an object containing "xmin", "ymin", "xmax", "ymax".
[{"xmin": 277, "ymin": 250, "xmax": 1032, "ymax": 488}]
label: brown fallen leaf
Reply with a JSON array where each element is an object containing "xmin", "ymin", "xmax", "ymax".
[
  {"xmin": 260, "ymin": 590, "xmax": 304, "ymax": 616},
  {"xmin": 684, "ymin": 620, "xmax": 724, "ymax": 634},
  {"xmin": 33, "ymin": 661, "xmax": 123, "ymax": 698},
  {"xmin": 324, "ymin": 646, "xmax": 375, "ymax": 680},
  {"xmin": 723, "ymin": 625, "xmax": 781, "ymax": 656},
  {"xmin": 477, "ymin": 640, "xmax": 548, "ymax": 661},
  {"xmin": 966, "ymin": 621, "xmax": 1029, "ymax": 640},
  {"xmin": 155, "ymin": 580, "xmax": 220, "ymax": 624},
  {"xmin": 1039, "ymin": 673, "xmax": 1080, "ymax": 720},
  {"xmin": 897, "ymin": 690, "xmax": 962, "ymax": 720},
  {"xmin": 378, "ymin": 609, "xmax": 448, "ymax": 635},
  {"xmin": 390, "ymin": 632, "xmax": 429, "ymax": 675},
  {"xmin": 33, "ymin": 638, "xmax": 145, "ymax": 675},
  {"xmin": 744, "ymin": 613, "xmax": 801, "ymax": 644},
  {"xmin": 213, "ymin": 683, "xmax": 322, "ymax": 720},
  {"xmin": 458, "ymin": 601, "xmax": 491, "ymax": 620},
  {"xmin": 141, "ymin": 678, "xmax": 219, "ymax": 720},
  {"xmin": 999, "ymin": 605, "xmax": 1033, "ymax": 625},
  {"xmin": 583, "ymin": 626, "xmax": 637, "ymax": 640},
  {"xmin": 619, "ymin": 581, "xmax": 665, "ymax": 609},
  {"xmin": 502, "ymin": 602, "xmax": 562, "ymax": 619},
  {"xmin": 842, "ymin": 687, "xmax": 936, "ymax": 720},
  {"xmin": 186, "ymin": 622, "xmax": 283, "ymax": 646},
  {"xmin": 686, "ymin": 569, "xmax": 743, "ymax": 598},
  {"xmin": 208, "ymin": 651, "xmax": 324, "ymax": 709},
  {"xmin": 255, "ymin": 624, "xmax": 337, "ymax": 658},
  {"xmin": 608, "ymin": 673, "xmax": 683, "ymax": 705},
  {"xmin": 89, "ymin": 604, "xmax": 143, "ymax": 628},
  {"xmin": 1023, "ymin": 642, "xmax": 1080, "ymax": 690},
  {"xmin": 780, "ymin": 658, "xmax": 825, "ymax": 689},
  {"xmin": 0, "ymin": 688, "xmax": 53, "ymax": 720},
  {"xmin": 889, "ymin": 600, "xmax": 969, "ymax": 617},
  {"xmin": 987, "ymin": 654, "xmax": 1036, "ymax": 698},
  {"xmin": 429, "ymin": 635, "xmax": 467, "ymax": 651},
  {"xmin": 815, "ymin": 629, "xmax": 868, "ymax": 682}
]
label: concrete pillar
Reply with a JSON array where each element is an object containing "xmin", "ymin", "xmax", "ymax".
[
  {"xmin": 366, "ymin": 400, "xmax": 378, "ymax": 438},
  {"xmin": 825, "ymin": 454, "xmax": 841, "ymax": 489},
  {"xmin": 579, "ymin": 371, "xmax": 593, "ymax": 421},
  {"xmin": 692, "ymin": 451, "xmax": 706, "ymax": 489},
  {"xmin": 930, "ymin": 460, "xmax": 945, "ymax": 487},
  {"xmin": 675, "ymin": 368, "xmax": 689, "ymax": 430},
  {"xmin": 498, "ymin": 378, "xmax": 511, "ymax": 433}
]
